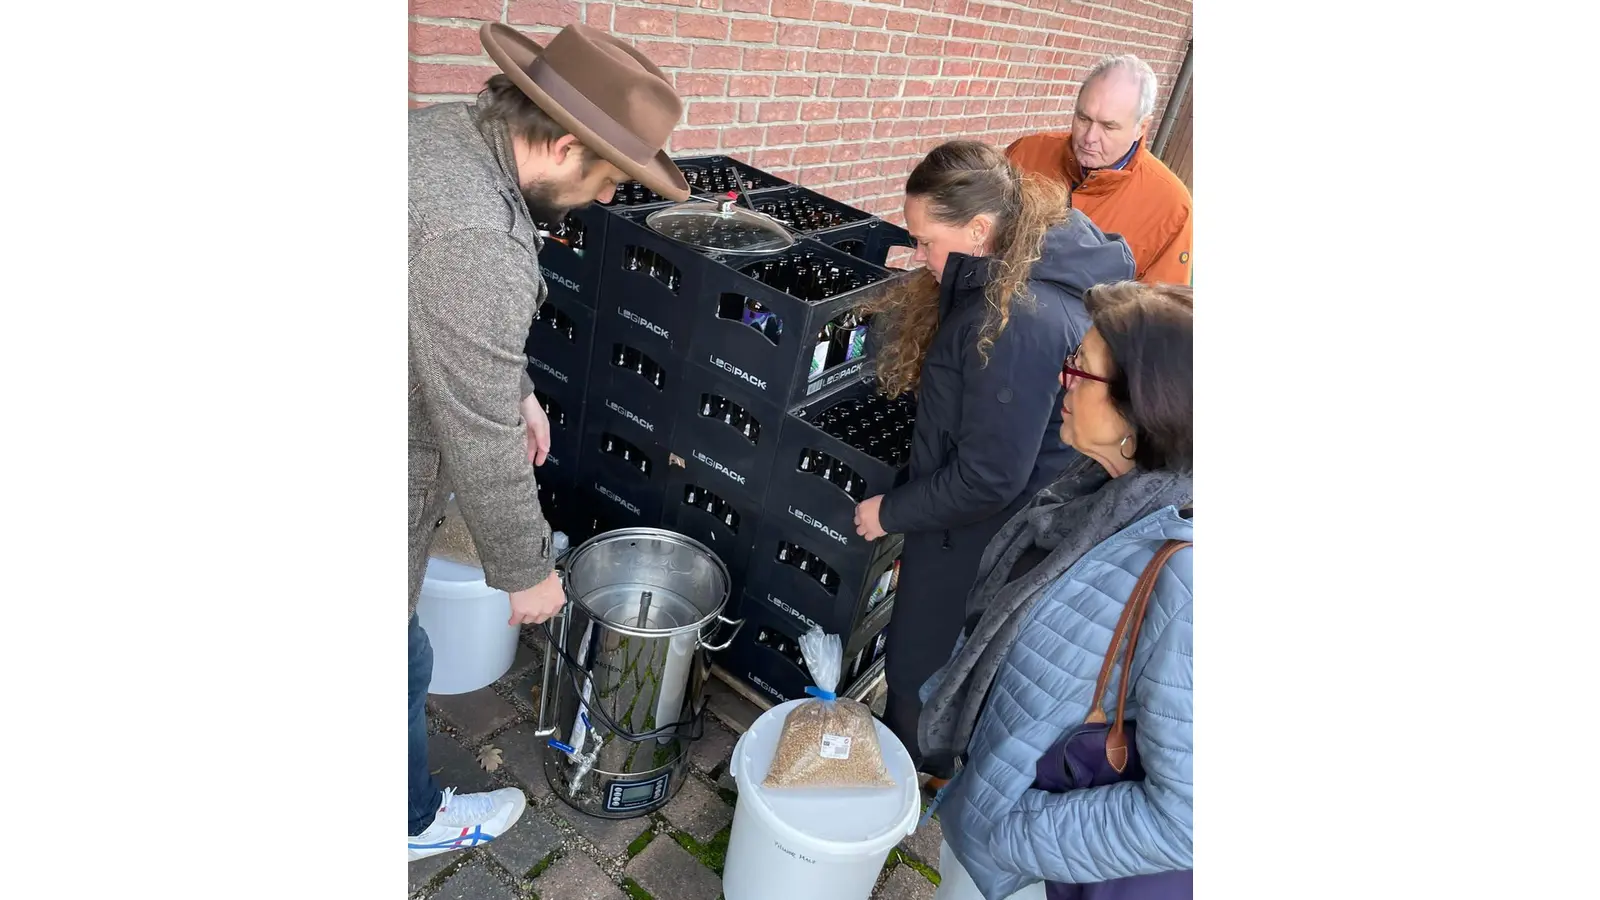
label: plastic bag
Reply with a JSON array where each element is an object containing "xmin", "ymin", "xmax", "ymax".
[{"xmin": 762, "ymin": 626, "xmax": 895, "ymax": 789}]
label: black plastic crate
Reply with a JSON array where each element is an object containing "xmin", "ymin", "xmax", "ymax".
[
  {"xmin": 666, "ymin": 434, "xmax": 764, "ymax": 526},
  {"xmin": 746, "ymin": 184, "xmax": 874, "ymax": 236},
  {"xmin": 745, "ymin": 499, "xmax": 905, "ymax": 636},
  {"xmin": 528, "ymin": 385, "xmax": 585, "ymax": 490},
  {"xmin": 598, "ymin": 154, "xmax": 791, "ymax": 213},
  {"xmin": 583, "ymin": 337, "xmax": 683, "ymax": 448},
  {"xmin": 524, "ymin": 286, "xmax": 597, "ymax": 395},
  {"xmin": 523, "ymin": 320, "xmax": 590, "ymax": 403},
  {"xmin": 685, "ymin": 240, "xmax": 905, "ymax": 409},
  {"xmin": 577, "ymin": 406, "xmax": 671, "ymax": 526},
  {"xmin": 676, "ymin": 155, "xmax": 791, "ymax": 194},
  {"xmin": 813, "ymin": 218, "xmax": 915, "ymax": 268},
  {"xmin": 524, "ymin": 345, "xmax": 590, "ymax": 492},
  {"xmin": 596, "ymin": 211, "xmax": 712, "ymax": 357},
  {"xmin": 662, "ymin": 460, "xmax": 765, "ymax": 577},
  {"xmin": 596, "ymin": 181, "xmax": 678, "ymax": 211},
  {"xmin": 765, "ymin": 375, "xmax": 916, "ymax": 549},
  {"xmin": 734, "ymin": 549, "xmax": 899, "ymax": 646},
  {"xmin": 570, "ymin": 485, "xmax": 657, "ymax": 544},
  {"xmin": 667, "ymin": 360, "xmax": 784, "ymax": 508},
  {"xmin": 536, "ymin": 479, "xmax": 581, "ymax": 538},
  {"xmin": 533, "ymin": 205, "xmax": 608, "ymax": 307},
  {"xmin": 715, "ymin": 590, "xmax": 894, "ymax": 706}
]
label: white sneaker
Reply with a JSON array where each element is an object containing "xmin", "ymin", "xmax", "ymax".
[{"xmin": 407, "ymin": 786, "xmax": 528, "ymax": 861}]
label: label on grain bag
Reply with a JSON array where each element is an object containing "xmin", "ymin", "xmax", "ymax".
[{"xmin": 819, "ymin": 733, "xmax": 852, "ymax": 760}]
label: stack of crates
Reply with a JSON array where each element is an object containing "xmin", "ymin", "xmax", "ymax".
[{"xmin": 522, "ymin": 155, "xmax": 917, "ymax": 704}]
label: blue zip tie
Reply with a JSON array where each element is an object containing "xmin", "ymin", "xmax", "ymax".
[{"xmin": 804, "ymin": 686, "xmax": 837, "ymax": 701}]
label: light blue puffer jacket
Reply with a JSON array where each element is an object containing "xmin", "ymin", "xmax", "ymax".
[{"xmin": 929, "ymin": 506, "xmax": 1194, "ymax": 899}]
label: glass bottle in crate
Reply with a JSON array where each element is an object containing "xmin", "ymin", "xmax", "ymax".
[
  {"xmin": 809, "ymin": 321, "xmax": 837, "ymax": 379},
  {"xmin": 845, "ymin": 312, "xmax": 871, "ymax": 361}
]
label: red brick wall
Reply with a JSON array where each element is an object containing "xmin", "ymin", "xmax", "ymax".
[{"xmin": 409, "ymin": 0, "xmax": 1193, "ymax": 221}]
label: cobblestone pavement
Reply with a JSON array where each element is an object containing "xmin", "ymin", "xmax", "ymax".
[{"xmin": 410, "ymin": 628, "xmax": 941, "ymax": 900}]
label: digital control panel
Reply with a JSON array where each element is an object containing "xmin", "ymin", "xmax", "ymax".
[{"xmin": 604, "ymin": 771, "xmax": 671, "ymax": 813}]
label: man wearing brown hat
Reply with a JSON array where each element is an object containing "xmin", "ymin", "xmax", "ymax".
[{"xmin": 407, "ymin": 23, "xmax": 689, "ymax": 859}]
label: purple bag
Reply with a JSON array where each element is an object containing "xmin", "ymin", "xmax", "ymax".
[{"xmin": 1031, "ymin": 540, "xmax": 1193, "ymax": 900}]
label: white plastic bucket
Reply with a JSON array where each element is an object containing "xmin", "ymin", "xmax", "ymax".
[
  {"xmin": 932, "ymin": 839, "xmax": 1048, "ymax": 900},
  {"xmin": 722, "ymin": 698, "xmax": 920, "ymax": 900},
  {"xmin": 415, "ymin": 556, "xmax": 520, "ymax": 695}
]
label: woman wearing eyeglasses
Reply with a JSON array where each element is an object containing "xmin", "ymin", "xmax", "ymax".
[
  {"xmin": 920, "ymin": 282, "xmax": 1194, "ymax": 900},
  {"xmin": 851, "ymin": 141, "xmax": 1135, "ymax": 787}
]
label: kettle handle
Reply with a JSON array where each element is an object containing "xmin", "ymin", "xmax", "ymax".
[
  {"xmin": 534, "ymin": 565, "xmax": 571, "ymax": 737},
  {"xmin": 699, "ymin": 613, "xmax": 745, "ymax": 653}
]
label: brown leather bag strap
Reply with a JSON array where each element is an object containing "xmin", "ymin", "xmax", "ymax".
[
  {"xmin": 1084, "ymin": 539, "xmax": 1187, "ymax": 724},
  {"xmin": 1096, "ymin": 540, "xmax": 1192, "ymax": 773},
  {"xmin": 1083, "ymin": 555, "xmax": 1160, "ymax": 726}
]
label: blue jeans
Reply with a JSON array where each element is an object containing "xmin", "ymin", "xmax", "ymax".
[{"xmin": 409, "ymin": 614, "xmax": 443, "ymax": 835}]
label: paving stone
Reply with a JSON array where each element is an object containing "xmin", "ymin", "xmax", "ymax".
[
  {"xmin": 426, "ymin": 731, "xmax": 496, "ymax": 794},
  {"xmin": 531, "ymin": 853, "xmax": 627, "ymax": 900},
  {"xmin": 877, "ymin": 863, "xmax": 937, "ymax": 900},
  {"xmin": 515, "ymin": 633, "xmax": 544, "ymax": 664},
  {"xmin": 504, "ymin": 638, "xmax": 543, "ymax": 679},
  {"xmin": 408, "ymin": 848, "xmax": 461, "ymax": 895},
  {"xmin": 661, "ymin": 776, "xmax": 734, "ymax": 843},
  {"xmin": 485, "ymin": 811, "xmax": 564, "ymax": 879},
  {"xmin": 494, "ymin": 724, "xmax": 554, "ymax": 800},
  {"xmin": 625, "ymin": 834, "xmax": 724, "ymax": 900},
  {"xmin": 558, "ymin": 804, "xmax": 651, "ymax": 858},
  {"xmin": 515, "ymin": 654, "xmax": 557, "ymax": 717},
  {"xmin": 434, "ymin": 858, "xmax": 517, "ymax": 900},
  {"xmin": 429, "ymin": 686, "xmax": 522, "ymax": 743},
  {"xmin": 899, "ymin": 812, "xmax": 943, "ymax": 867},
  {"xmin": 690, "ymin": 715, "xmax": 740, "ymax": 775},
  {"xmin": 704, "ymin": 680, "xmax": 762, "ymax": 733}
]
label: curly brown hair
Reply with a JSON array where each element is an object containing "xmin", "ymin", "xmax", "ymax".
[{"xmin": 858, "ymin": 141, "xmax": 1070, "ymax": 397}]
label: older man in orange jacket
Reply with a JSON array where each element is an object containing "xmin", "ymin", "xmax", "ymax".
[{"xmin": 1007, "ymin": 54, "xmax": 1192, "ymax": 286}]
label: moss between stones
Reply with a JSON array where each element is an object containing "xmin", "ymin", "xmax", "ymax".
[
  {"xmin": 671, "ymin": 823, "xmax": 733, "ymax": 876},
  {"xmin": 527, "ymin": 848, "xmax": 560, "ymax": 881},
  {"xmin": 901, "ymin": 853, "xmax": 942, "ymax": 885},
  {"xmin": 522, "ymin": 848, "xmax": 565, "ymax": 900},
  {"xmin": 879, "ymin": 849, "xmax": 942, "ymax": 886},
  {"xmin": 626, "ymin": 827, "xmax": 657, "ymax": 859},
  {"xmin": 621, "ymin": 876, "xmax": 655, "ymax": 900},
  {"xmin": 420, "ymin": 851, "xmax": 475, "ymax": 895}
]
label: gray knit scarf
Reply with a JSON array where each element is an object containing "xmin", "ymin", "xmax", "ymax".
[{"xmin": 917, "ymin": 458, "xmax": 1194, "ymax": 764}]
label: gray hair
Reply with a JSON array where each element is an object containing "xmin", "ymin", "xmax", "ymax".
[{"xmin": 1081, "ymin": 54, "xmax": 1158, "ymax": 121}]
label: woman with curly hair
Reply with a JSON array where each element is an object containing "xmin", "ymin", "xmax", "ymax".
[{"xmin": 852, "ymin": 140, "xmax": 1134, "ymax": 784}]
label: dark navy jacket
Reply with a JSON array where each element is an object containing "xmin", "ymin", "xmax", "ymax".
[{"xmin": 878, "ymin": 211, "xmax": 1135, "ymax": 606}]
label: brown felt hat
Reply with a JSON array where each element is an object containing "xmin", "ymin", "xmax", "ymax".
[{"xmin": 479, "ymin": 22, "xmax": 689, "ymax": 201}]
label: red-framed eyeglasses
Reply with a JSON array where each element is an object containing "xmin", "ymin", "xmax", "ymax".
[{"xmin": 1062, "ymin": 350, "xmax": 1110, "ymax": 389}]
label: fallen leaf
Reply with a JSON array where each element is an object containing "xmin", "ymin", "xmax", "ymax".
[{"xmin": 478, "ymin": 745, "xmax": 504, "ymax": 773}]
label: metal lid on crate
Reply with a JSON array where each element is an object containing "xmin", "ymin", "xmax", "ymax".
[{"xmin": 645, "ymin": 193, "xmax": 796, "ymax": 254}]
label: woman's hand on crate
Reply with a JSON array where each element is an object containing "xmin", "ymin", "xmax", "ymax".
[{"xmin": 854, "ymin": 495, "xmax": 887, "ymax": 541}]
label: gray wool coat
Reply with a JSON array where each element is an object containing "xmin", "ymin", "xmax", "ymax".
[{"xmin": 409, "ymin": 98, "xmax": 553, "ymax": 617}]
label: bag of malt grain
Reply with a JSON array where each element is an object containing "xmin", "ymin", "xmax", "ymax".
[{"xmin": 762, "ymin": 626, "xmax": 895, "ymax": 789}]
